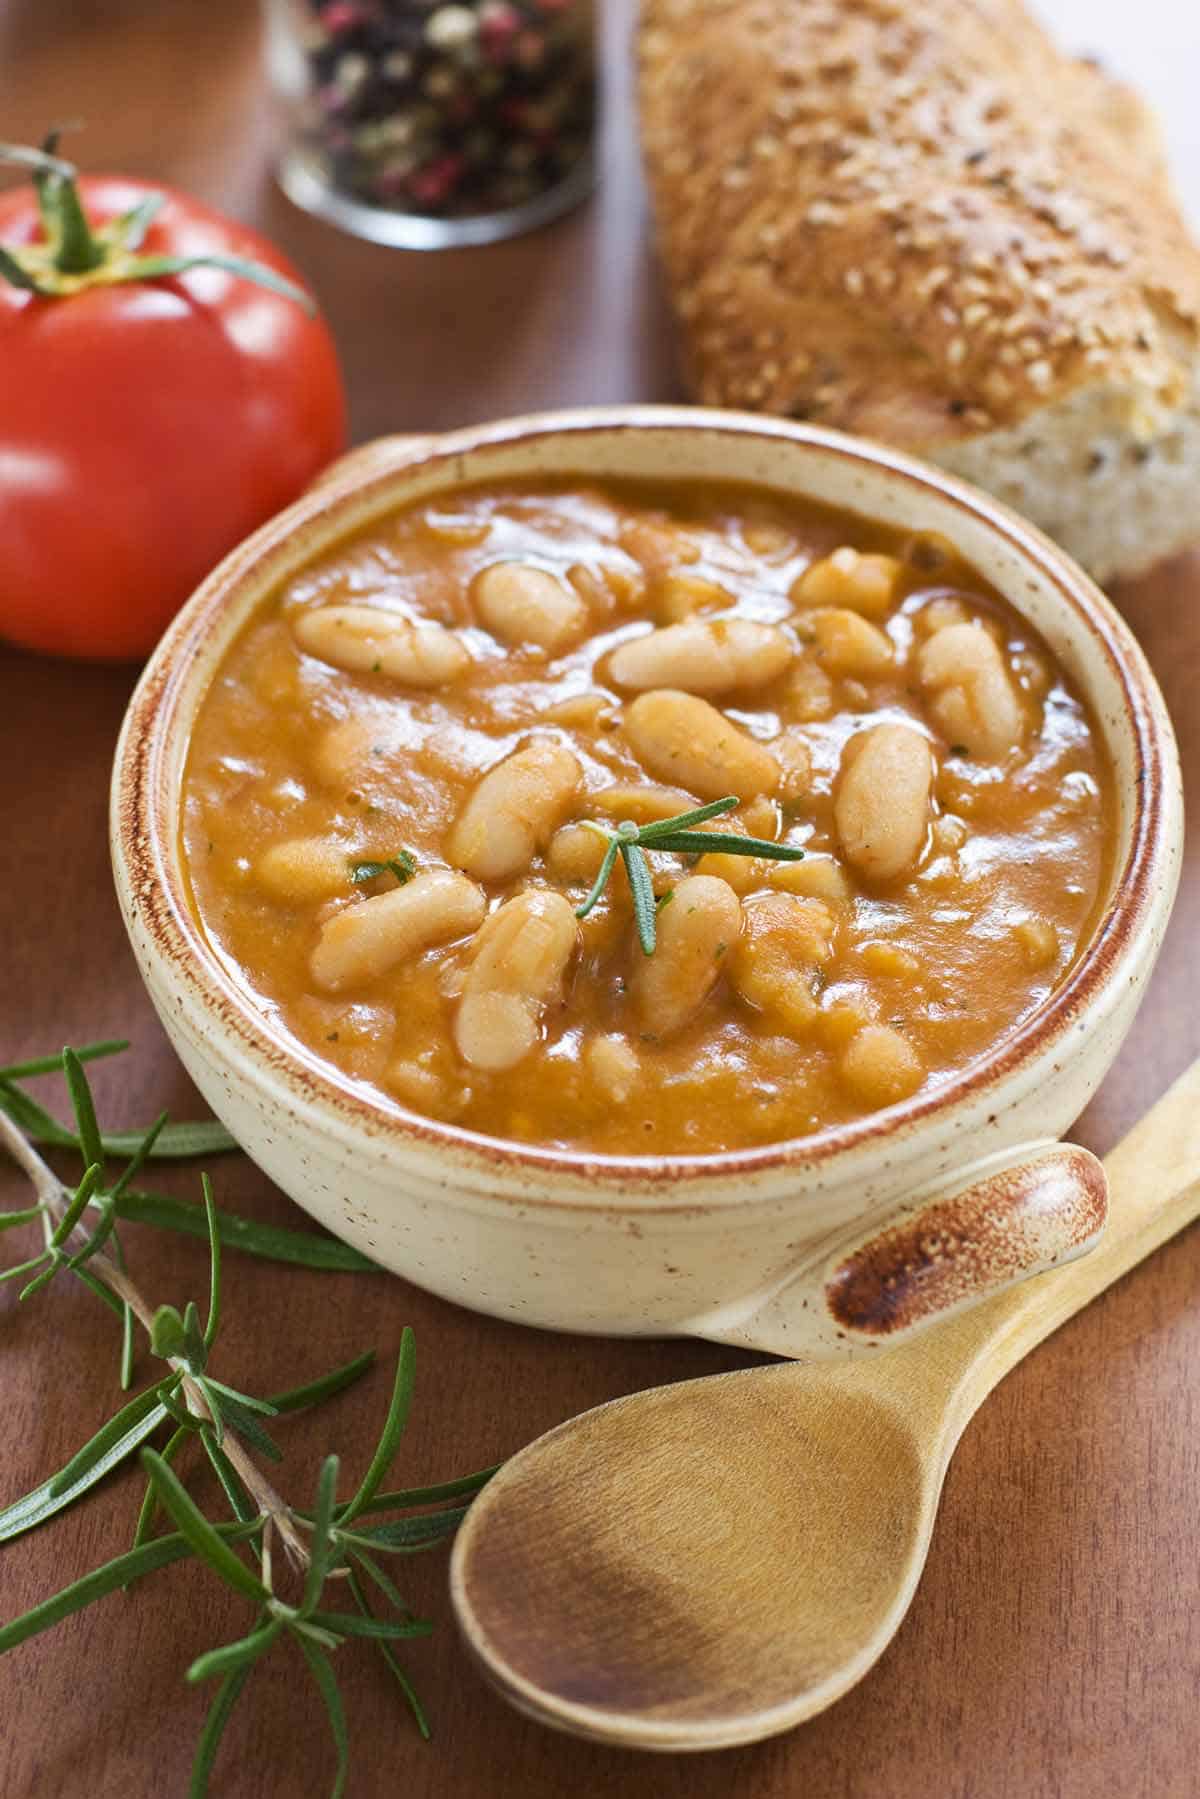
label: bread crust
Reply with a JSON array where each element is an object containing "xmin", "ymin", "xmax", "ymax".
[{"xmin": 638, "ymin": 0, "xmax": 1200, "ymax": 455}]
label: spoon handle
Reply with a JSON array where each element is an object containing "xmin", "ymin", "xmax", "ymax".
[{"xmin": 888, "ymin": 1057, "xmax": 1200, "ymax": 1435}]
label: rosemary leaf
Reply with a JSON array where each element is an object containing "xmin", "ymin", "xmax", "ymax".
[
  {"xmin": 69, "ymin": 1262, "xmax": 125, "ymax": 1320},
  {"xmin": 267, "ymin": 1350, "xmax": 376, "ymax": 1416},
  {"xmin": 206, "ymin": 1393, "xmax": 282, "ymax": 1463},
  {"xmin": 0, "ymin": 1254, "xmax": 49, "ymax": 1288},
  {"xmin": 202, "ymin": 1176, "xmax": 221, "ymax": 1350},
  {"xmin": 0, "ymin": 1205, "xmax": 45, "ymax": 1233},
  {"xmin": 47, "ymin": 1384, "xmax": 172, "ymax": 1499},
  {"xmin": 17, "ymin": 1263, "xmax": 58, "ymax": 1302},
  {"xmin": 0, "ymin": 1040, "xmax": 128, "ymax": 1081},
  {"xmin": 346, "ymin": 1548, "xmax": 412, "ymax": 1619},
  {"xmin": 66, "ymin": 1197, "xmax": 117, "ymax": 1269},
  {"xmin": 295, "ymin": 1635, "xmax": 350, "ymax": 1799},
  {"xmin": 194, "ymin": 1378, "xmax": 226, "ymax": 1447},
  {"xmin": 187, "ymin": 1617, "xmax": 281, "ymax": 1685},
  {"xmin": 292, "ymin": 1618, "xmax": 345, "ymax": 1651},
  {"xmin": 573, "ymin": 833, "xmax": 620, "ymax": 922},
  {"xmin": 182, "ymin": 1300, "xmax": 208, "ymax": 1371},
  {"xmin": 120, "ymin": 1297, "xmax": 135, "ymax": 1389},
  {"xmin": 307, "ymin": 1610, "xmax": 433, "ymax": 1642},
  {"xmin": 346, "ymin": 1464, "xmax": 499, "ymax": 1513},
  {"xmin": 113, "ymin": 1190, "xmax": 379, "ymax": 1272},
  {"xmin": 131, "ymin": 1424, "xmax": 190, "ymax": 1554},
  {"xmin": 150, "ymin": 1303, "xmax": 189, "ymax": 1362},
  {"xmin": 0, "ymin": 1081, "xmax": 238, "ymax": 1161},
  {"xmin": 49, "ymin": 1162, "xmax": 102, "ymax": 1249},
  {"xmin": 140, "ymin": 1450, "xmax": 269, "ymax": 1603},
  {"xmin": 200, "ymin": 1431, "xmax": 259, "ymax": 1529},
  {"xmin": 160, "ymin": 1390, "xmax": 199, "ymax": 1432},
  {"xmin": 647, "ymin": 829, "xmax": 805, "ymax": 858},
  {"xmin": 302, "ymin": 1456, "xmax": 342, "ymax": 1617},
  {"xmin": 107, "ymin": 1111, "xmax": 167, "ymax": 1204},
  {"xmin": 0, "ymin": 1079, "xmax": 73, "ymax": 1146},
  {"xmin": 0, "ymin": 1388, "xmax": 169, "ymax": 1543},
  {"xmin": 108, "ymin": 1119, "xmax": 238, "ymax": 1159},
  {"xmin": 111, "ymin": 1231, "xmax": 135, "ymax": 1388},
  {"xmin": 338, "ymin": 1329, "xmax": 416, "ymax": 1526},
  {"xmin": 621, "ymin": 841, "xmax": 658, "ymax": 957},
  {"xmin": 636, "ymin": 795, "xmax": 739, "ymax": 838},
  {"xmin": 347, "ymin": 1567, "xmax": 431, "ymax": 1739},
  {"xmin": 62, "ymin": 1048, "xmax": 105, "ymax": 1173},
  {"xmin": 189, "ymin": 1661, "xmax": 254, "ymax": 1799},
  {"xmin": 199, "ymin": 1378, "xmax": 278, "ymax": 1418},
  {"xmin": 340, "ymin": 1510, "xmax": 469, "ymax": 1554},
  {"xmin": 0, "ymin": 1527, "xmax": 262, "ymax": 1655}
]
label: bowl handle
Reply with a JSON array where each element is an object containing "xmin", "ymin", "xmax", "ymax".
[{"xmin": 706, "ymin": 1141, "xmax": 1108, "ymax": 1359}]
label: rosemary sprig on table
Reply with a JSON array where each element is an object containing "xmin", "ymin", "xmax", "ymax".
[
  {"xmin": 0, "ymin": 1043, "xmax": 497, "ymax": 1795},
  {"xmin": 574, "ymin": 794, "xmax": 805, "ymax": 955}
]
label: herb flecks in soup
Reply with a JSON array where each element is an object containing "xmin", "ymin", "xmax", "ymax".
[{"xmin": 181, "ymin": 480, "xmax": 1115, "ymax": 1155}]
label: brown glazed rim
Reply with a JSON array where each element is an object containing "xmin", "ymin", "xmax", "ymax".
[{"xmin": 113, "ymin": 406, "xmax": 1177, "ymax": 1197}]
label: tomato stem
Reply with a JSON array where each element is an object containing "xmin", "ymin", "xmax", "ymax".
[
  {"xmin": 40, "ymin": 169, "xmax": 106, "ymax": 276},
  {"xmin": 0, "ymin": 138, "xmax": 316, "ymax": 315}
]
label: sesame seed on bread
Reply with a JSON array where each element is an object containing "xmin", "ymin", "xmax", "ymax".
[{"xmin": 638, "ymin": 0, "xmax": 1200, "ymax": 582}]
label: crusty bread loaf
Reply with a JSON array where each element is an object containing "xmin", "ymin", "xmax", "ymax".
[{"xmin": 638, "ymin": 0, "xmax": 1200, "ymax": 583}]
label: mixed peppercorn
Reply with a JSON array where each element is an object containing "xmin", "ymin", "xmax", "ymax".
[{"xmin": 293, "ymin": 0, "xmax": 595, "ymax": 219}]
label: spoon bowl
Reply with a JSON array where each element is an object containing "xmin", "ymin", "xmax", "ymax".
[
  {"xmin": 454, "ymin": 1366, "xmax": 933, "ymax": 1748},
  {"xmin": 452, "ymin": 1058, "xmax": 1200, "ymax": 1750}
]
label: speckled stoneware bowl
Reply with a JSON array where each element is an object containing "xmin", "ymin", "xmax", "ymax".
[{"xmin": 110, "ymin": 408, "xmax": 1183, "ymax": 1359}]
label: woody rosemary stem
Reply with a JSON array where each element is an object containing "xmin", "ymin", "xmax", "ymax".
[{"xmin": 0, "ymin": 1106, "xmax": 310, "ymax": 1566}]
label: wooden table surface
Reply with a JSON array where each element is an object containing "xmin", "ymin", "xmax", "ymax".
[{"xmin": 2, "ymin": 2, "xmax": 1198, "ymax": 1795}]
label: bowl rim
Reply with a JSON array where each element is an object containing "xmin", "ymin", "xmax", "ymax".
[{"xmin": 111, "ymin": 404, "xmax": 1180, "ymax": 1194}]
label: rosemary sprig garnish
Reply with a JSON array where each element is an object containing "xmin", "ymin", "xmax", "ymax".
[
  {"xmin": 0, "ymin": 1044, "xmax": 498, "ymax": 1792},
  {"xmin": 574, "ymin": 794, "xmax": 805, "ymax": 955}
]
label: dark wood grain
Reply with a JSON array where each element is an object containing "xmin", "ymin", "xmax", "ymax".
[{"xmin": 1, "ymin": 2, "xmax": 1198, "ymax": 1795}]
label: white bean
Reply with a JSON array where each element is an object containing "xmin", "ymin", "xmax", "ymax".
[
  {"xmin": 772, "ymin": 731, "xmax": 813, "ymax": 804},
  {"xmin": 310, "ymin": 868, "xmax": 485, "ymax": 991},
  {"xmin": 770, "ymin": 854, "xmax": 852, "ymax": 904},
  {"xmin": 608, "ymin": 618, "xmax": 792, "ymax": 694},
  {"xmin": 808, "ymin": 608, "xmax": 894, "ymax": 678},
  {"xmin": 473, "ymin": 561, "xmax": 587, "ymax": 654},
  {"xmin": 840, "ymin": 1024, "xmax": 924, "ymax": 1107},
  {"xmin": 454, "ymin": 890, "xmax": 578, "ymax": 1071},
  {"xmin": 255, "ymin": 836, "xmax": 350, "ymax": 903},
  {"xmin": 917, "ymin": 622, "xmax": 1026, "ymax": 758},
  {"xmin": 623, "ymin": 690, "xmax": 780, "ymax": 802},
  {"xmin": 293, "ymin": 605, "xmax": 470, "ymax": 686},
  {"xmin": 729, "ymin": 894, "xmax": 835, "ymax": 1036},
  {"xmin": 656, "ymin": 571, "xmax": 734, "ymax": 622},
  {"xmin": 446, "ymin": 739, "xmax": 582, "ymax": 880},
  {"xmin": 633, "ymin": 874, "xmax": 742, "ymax": 1037},
  {"xmin": 588, "ymin": 782, "xmax": 695, "ymax": 824},
  {"xmin": 835, "ymin": 723, "xmax": 933, "ymax": 882},
  {"xmin": 584, "ymin": 1034, "xmax": 641, "ymax": 1105},
  {"xmin": 791, "ymin": 547, "xmax": 902, "ymax": 619},
  {"xmin": 545, "ymin": 823, "xmax": 608, "ymax": 885}
]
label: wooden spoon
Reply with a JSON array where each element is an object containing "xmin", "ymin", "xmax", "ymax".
[{"xmin": 451, "ymin": 1058, "xmax": 1200, "ymax": 1751}]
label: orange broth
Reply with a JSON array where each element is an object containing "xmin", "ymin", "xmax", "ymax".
[{"xmin": 180, "ymin": 478, "xmax": 1115, "ymax": 1155}]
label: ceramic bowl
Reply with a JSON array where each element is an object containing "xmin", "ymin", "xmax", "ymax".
[{"xmin": 110, "ymin": 407, "xmax": 1183, "ymax": 1359}]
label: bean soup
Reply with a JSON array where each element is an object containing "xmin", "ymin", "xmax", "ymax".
[{"xmin": 180, "ymin": 479, "xmax": 1115, "ymax": 1155}]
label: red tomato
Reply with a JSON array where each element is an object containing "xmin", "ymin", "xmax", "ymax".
[{"xmin": 0, "ymin": 176, "xmax": 348, "ymax": 660}]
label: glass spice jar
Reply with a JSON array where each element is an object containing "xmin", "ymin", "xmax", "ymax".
[{"xmin": 264, "ymin": 0, "xmax": 597, "ymax": 248}]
